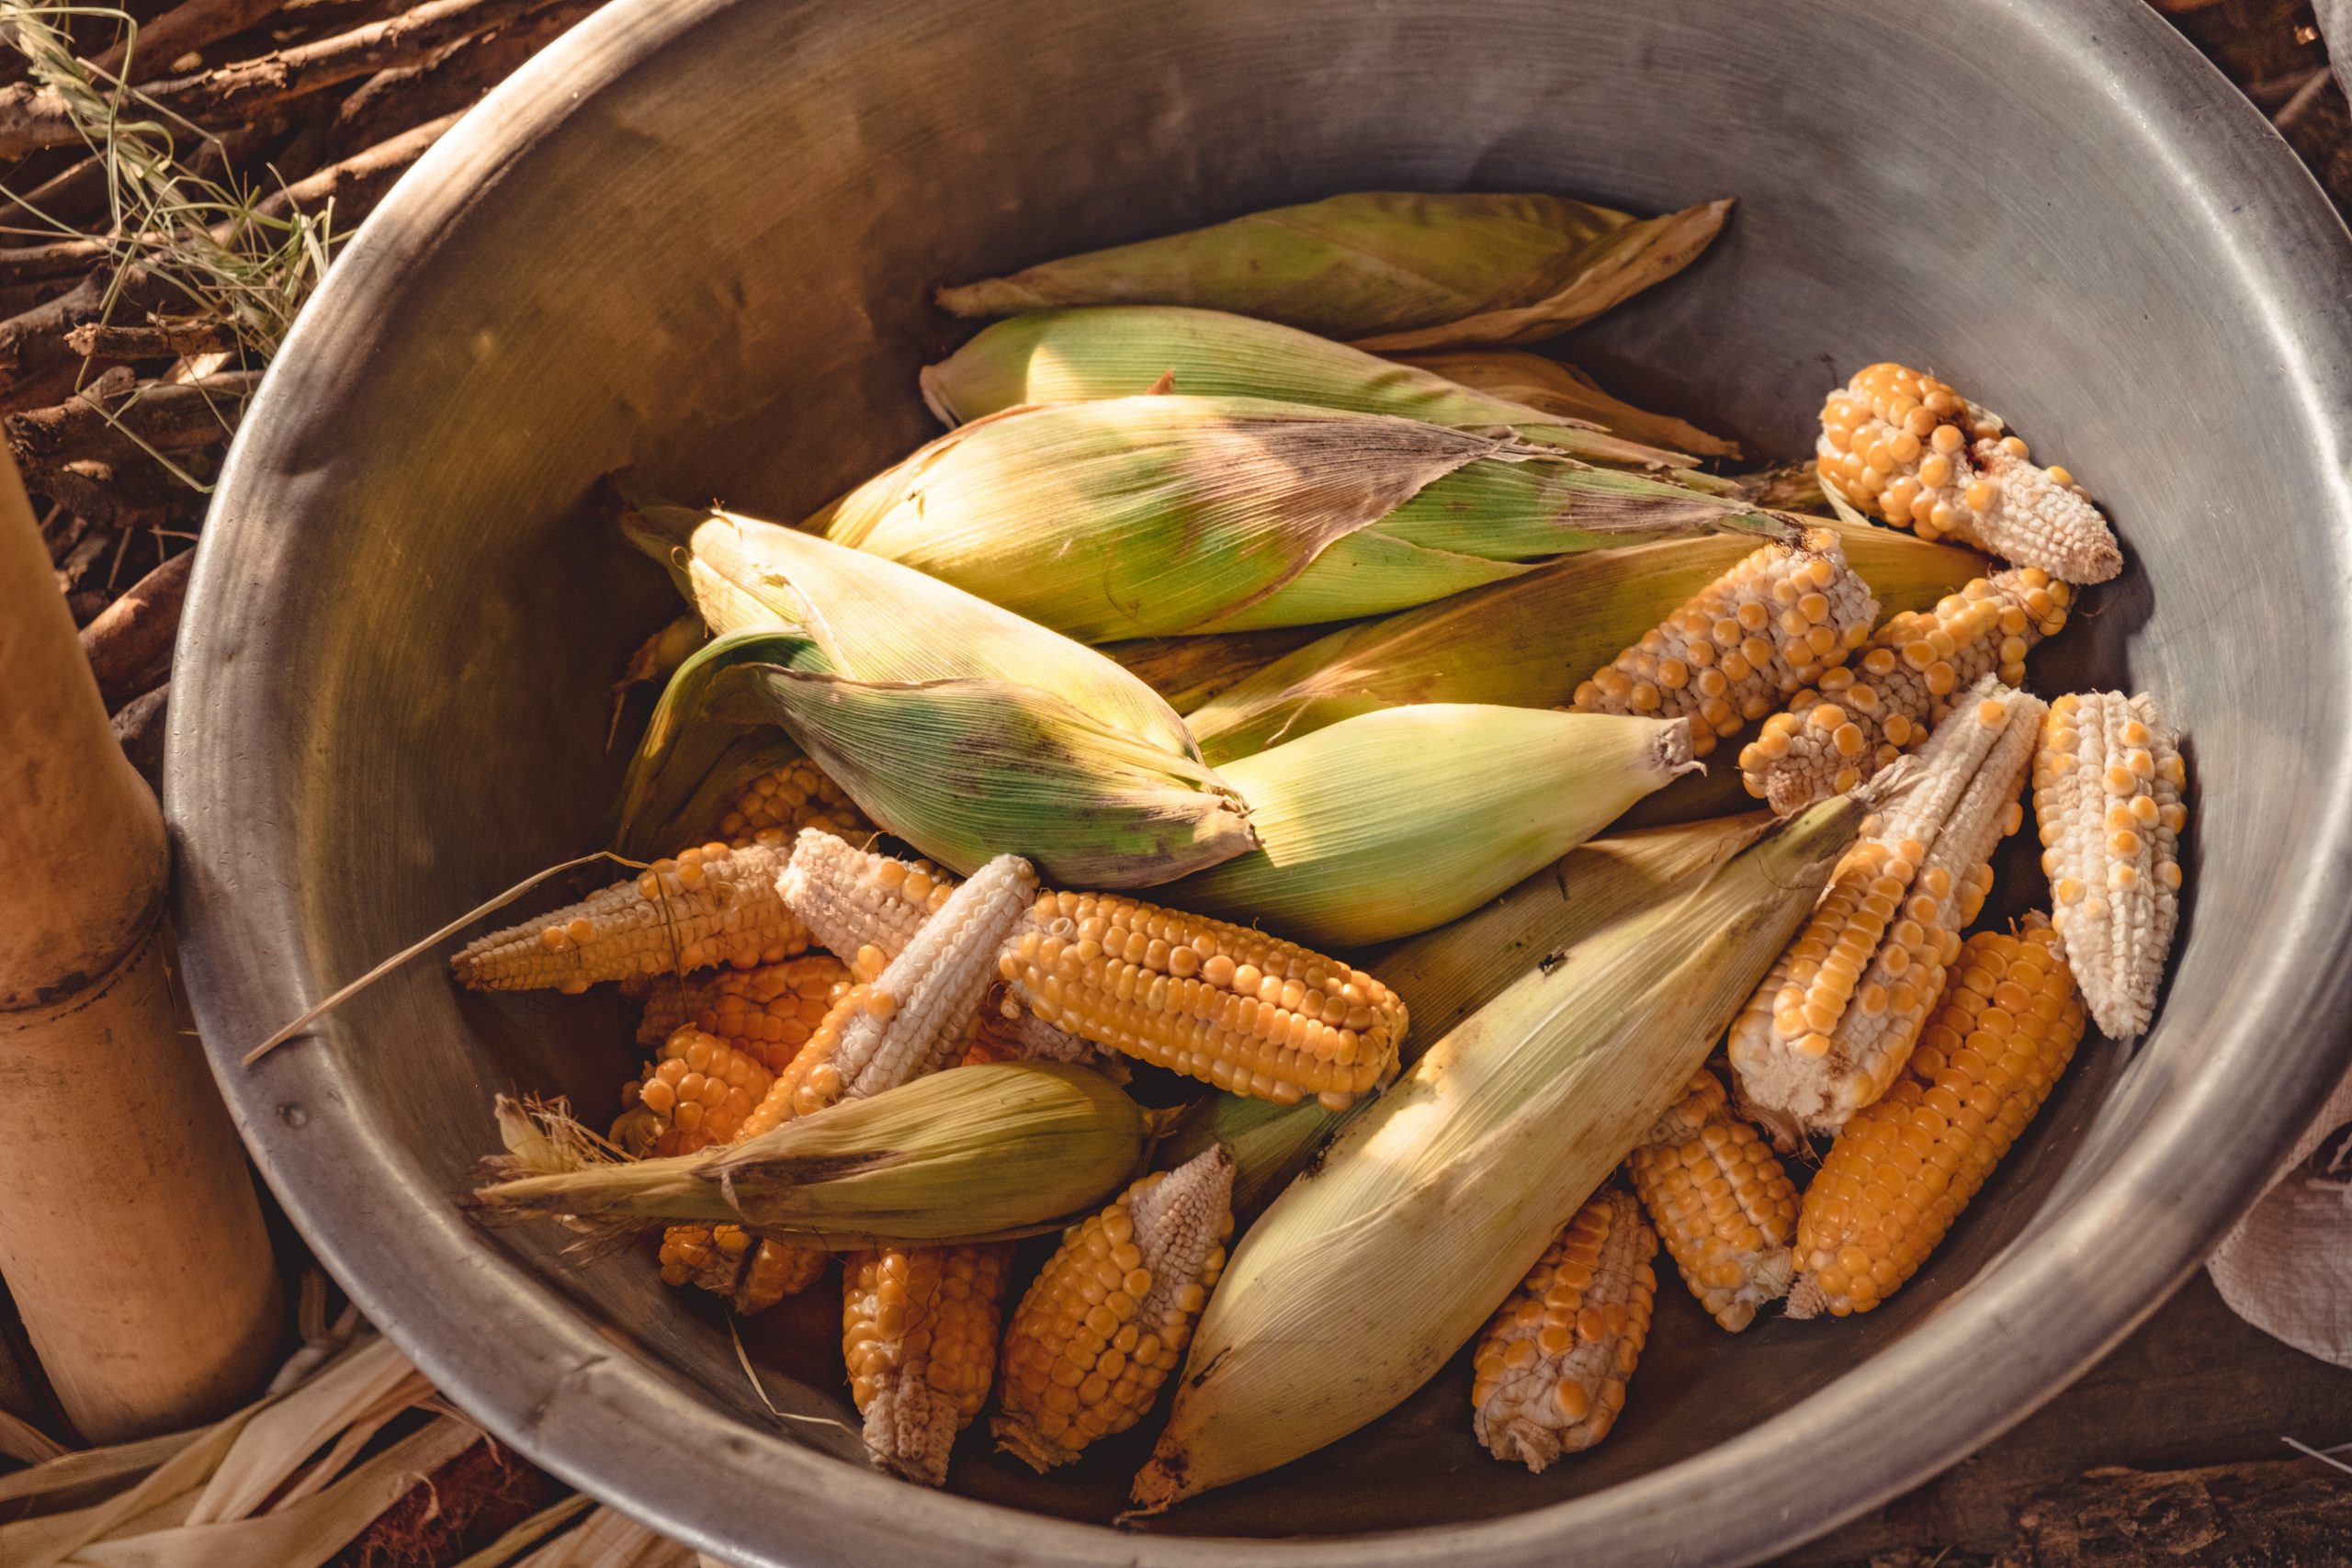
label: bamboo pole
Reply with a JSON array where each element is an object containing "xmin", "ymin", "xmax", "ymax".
[{"xmin": 0, "ymin": 446, "xmax": 280, "ymax": 1441}]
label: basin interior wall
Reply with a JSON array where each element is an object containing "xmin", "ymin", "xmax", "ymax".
[{"xmin": 170, "ymin": 0, "xmax": 2352, "ymax": 1557}]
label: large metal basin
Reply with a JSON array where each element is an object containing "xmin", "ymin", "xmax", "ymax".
[{"xmin": 168, "ymin": 0, "xmax": 2352, "ymax": 1562}]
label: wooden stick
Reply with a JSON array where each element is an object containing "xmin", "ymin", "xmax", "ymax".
[
  {"xmin": 62, "ymin": 317, "xmax": 238, "ymax": 360},
  {"xmin": 0, "ymin": 448, "xmax": 280, "ymax": 1441},
  {"xmin": 110, "ymin": 681, "xmax": 170, "ymax": 788},
  {"xmin": 7, "ymin": 370, "xmax": 258, "ymax": 473},
  {"xmin": 90, "ymin": 0, "xmax": 292, "ymax": 82},
  {"xmin": 324, "ymin": 0, "xmax": 605, "ymax": 158},
  {"xmin": 254, "ymin": 110, "xmax": 459, "ymax": 224},
  {"xmin": 0, "ymin": 0, "xmax": 562, "ymax": 160},
  {"xmin": 0, "ymin": 266, "xmax": 189, "ymax": 401},
  {"xmin": 79, "ymin": 547, "xmax": 195, "ymax": 708}
]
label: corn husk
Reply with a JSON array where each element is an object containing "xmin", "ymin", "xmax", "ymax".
[
  {"xmin": 1100, "ymin": 625, "xmax": 1338, "ymax": 715},
  {"xmin": 1129, "ymin": 793, "xmax": 1870, "ymax": 1511},
  {"xmin": 1158, "ymin": 705, "xmax": 1698, "ymax": 947},
  {"xmin": 1187, "ymin": 515, "xmax": 1987, "ymax": 763},
  {"xmin": 934, "ymin": 191, "xmax": 1730, "ymax": 351},
  {"xmin": 1392, "ymin": 346, "xmax": 1740, "ymax": 459},
  {"xmin": 921, "ymin": 306, "xmax": 1691, "ymax": 469},
  {"xmin": 469, "ymin": 1064, "xmax": 1150, "ymax": 1246},
  {"xmin": 1156, "ymin": 812, "xmax": 1776, "ymax": 1224},
  {"xmin": 813, "ymin": 395, "xmax": 1789, "ymax": 641}
]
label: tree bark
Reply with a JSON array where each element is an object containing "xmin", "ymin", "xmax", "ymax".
[
  {"xmin": 78, "ymin": 547, "xmax": 196, "ymax": 708},
  {"xmin": 89, "ymin": 0, "xmax": 292, "ymax": 81}
]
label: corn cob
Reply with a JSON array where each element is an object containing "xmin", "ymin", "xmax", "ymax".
[
  {"xmin": 1737, "ymin": 569, "xmax": 2071, "ymax": 813},
  {"xmin": 1000, "ymin": 889, "xmax": 1408, "ymax": 1109},
  {"xmin": 1626, "ymin": 1068, "xmax": 1798, "ymax": 1331},
  {"xmin": 920, "ymin": 306, "xmax": 1692, "ymax": 470},
  {"xmin": 1790, "ymin": 915, "xmax": 2086, "ymax": 1316},
  {"xmin": 717, "ymin": 758, "xmax": 872, "ymax": 846},
  {"xmin": 449, "ymin": 839, "xmax": 806, "ymax": 995},
  {"xmin": 1470, "ymin": 1190, "xmax": 1658, "ymax": 1471},
  {"xmin": 842, "ymin": 1242, "xmax": 1013, "ymax": 1485},
  {"xmin": 659, "ymin": 854, "xmax": 1039, "ymax": 1312},
  {"xmin": 811, "ymin": 396, "xmax": 1787, "ymax": 643},
  {"xmin": 1729, "ymin": 680, "xmax": 2045, "ymax": 1136},
  {"xmin": 2032, "ymin": 693, "xmax": 2188, "ymax": 1039},
  {"xmin": 779, "ymin": 830, "xmax": 957, "ymax": 974},
  {"xmin": 1571, "ymin": 528, "xmax": 1877, "ymax": 758},
  {"xmin": 1160, "ymin": 705, "xmax": 1699, "ymax": 947},
  {"xmin": 611, "ymin": 1027, "xmax": 777, "ymax": 1158},
  {"xmin": 933, "ymin": 191, "xmax": 1729, "ymax": 350},
  {"xmin": 1186, "ymin": 517, "xmax": 1987, "ymax": 768},
  {"xmin": 1816, "ymin": 362, "xmax": 2122, "ymax": 583},
  {"xmin": 1131, "ymin": 792, "xmax": 1870, "ymax": 1511},
  {"xmin": 995, "ymin": 1147, "xmax": 1235, "ymax": 1472}
]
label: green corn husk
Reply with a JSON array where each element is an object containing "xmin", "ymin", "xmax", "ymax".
[
  {"xmin": 1391, "ymin": 345, "xmax": 1740, "ymax": 459},
  {"xmin": 469, "ymin": 1063, "xmax": 1150, "ymax": 1246},
  {"xmin": 934, "ymin": 191, "xmax": 1731, "ymax": 351},
  {"xmin": 1187, "ymin": 514, "xmax": 1988, "ymax": 763},
  {"xmin": 610, "ymin": 482, "xmax": 1195, "ymax": 757},
  {"xmin": 921, "ymin": 306, "xmax": 1692, "ymax": 469},
  {"xmin": 1100, "ymin": 625, "xmax": 1340, "ymax": 715},
  {"xmin": 1157, "ymin": 705, "xmax": 1698, "ymax": 948},
  {"xmin": 618, "ymin": 632, "xmax": 1254, "ymax": 886},
  {"xmin": 1128, "ymin": 793, "xmax": 1871, "ymax": 1513},
  {"xmin": 813, "ymin": 396, "xmax": 1790, "ymax": 641},
  {"xmin": 1155, "ymin": 812, "xmax": 1775, "ymax": 1220}
]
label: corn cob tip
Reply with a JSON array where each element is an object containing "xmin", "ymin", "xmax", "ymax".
[
  {"xmin": 1000, "ymin": 1146, "xmax": 1235, "ymax": 1475},
  {"xmin": 1817, "ymin": 363, "xmax": 2121, "ymax": 583},
  {"xmin": 847, "ymin": 1243, "xmax": 1013, "ymax": 1487}
]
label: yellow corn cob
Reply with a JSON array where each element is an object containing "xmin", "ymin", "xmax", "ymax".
[
  {"xmin": 1470, "ymin": 1190, "xmax": 1657, "ymax": 1472},
  {"xmin": 1790, "ymin": 915, "xmax": 2086, "ymax": 1315},
  {"xmin": 999, "ymin": 890, "xmax": 1407, "ymax": 1109},
  {"xmin": 1729, "ymin": 680, "xmax": 2045, "ymax": 1135},
  {"xmin": 779, "ymin": 829, "xmax": 959, "ymax": 976},
  {"xmin": 842, "ymin": 1242, "xmax": 1013, "ymax": 1485},
  {"xmin": 1737, "ymin": 569, "xmax": 2070, "ymax": 814},
  {"xmin": 610, "ymin": 1026, "xmax": 777, "ymax": 1158},
  {"xmin": 658, "ymin": 853, "xmax": 1040, "ymax": 1312},
  {"xmin": 1816, "ymin": 362, "xmax": 2122, "ymax": 583},
  {"xmin": 718, "ymin": 758, "xmax": 873, "ymax": 846},
  {"xmin": 1626, "ymin": 1068, "xmax": 1798, "ymax": 1331},
  {"xmin": 1572, "ymin": 528, "xmax": 1877, "ymax": 757},
  {"xmin": 2033, "ymin": 693, "xmax": 2188, "ymax": 1039},
  {"xmin": 633, "ymin": 953, "xmax": 854, "ymax": 1065},
  {"xmin": 450, "ymin": 839, "xmax": 807, "ymax": 995},
  {"xmin": 994, "ymin": 1148, "xmax": 1235, "ymax": 1472}
]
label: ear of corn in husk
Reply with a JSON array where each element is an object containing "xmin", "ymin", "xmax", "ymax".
[
  {"xmin": 935, "ymin": 191, "xmax": 1731, "ymax": 350},
  {"xmin": 471, "ymin": 1062, "xmax": 1149, "ymax": 1246},
  {"xmin": 1627, "ymin": 1068, "xmax": 1799, "ymax": 1331},
  {"xmin": 1159, "ymin": 705, "xmax": 1698, "ymax": 947},
  {"xmin": 1470, "ymin": 1190, "xmax": 1658, "ymax": 1470},
  {"xmin": 995, "ymin": 1147, "xmax": 1235, "ymax": 1472},
  {"xmin": 1736, "ymin": 568, "xmax": 2071, "ymax": 814},
  {"xmin": 449, "ymin": 839, "xmax": 807, "ymax": 995},
  {"xmin": 843, "ymin": 1242, "xmax": 1013, "ymax": 1486},
  {"xmin": 1729, "ymin": 679, "xmax": 2045, "ymax": 1137},
  {"xmin": 1569, "ymin": 527, "xmax": 1879, "ymax": 758},
  {"xmin": 921, "ymin": 306, "xmax": 1693, "ymax": 469},
  {"xmin": 1128, "ymin": 790, "xmax": 1871, "ymax": 1511},
  {"xmin": 1156, "ymin": 812, "xmax": 1782, "ymax": 1214},
  {"xmin": 626, "ymin": 633, "xmax": 1254, "ymax": 887},
  {"xmin": 1187, "ymin": 517, "xmax": 1987, "ymax": 765},
  {"xmin": 656, "ymin": 852, "xmax": 1035, "ymax": 1306},
  {"xmin": 2032, "ymin": 692, "xmax": 2187, "ymax": 1039},
  {"xmin": 610, "ymin": 610, "xmax": 709, "ymax": 743},
  {"xmin": 1816, "ymin": 363, "xmax": 2122, "ymax": 583},
  {"xmin": 1395, "ymin": 346, "xmax": 1739, "ymax": 459},
  {"xmin": 999, "ymin": 886, "xmax": 1408, "ymax": 1109},
  {"xmin": 1789, "ymin": 915, "xmax": 2085, "ymax": 1316},
  {"xmin": 811, "ymin": 396, "xmax": 1790, "ymax": 641}
]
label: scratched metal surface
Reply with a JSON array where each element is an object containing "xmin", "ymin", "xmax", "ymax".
[{"xmin": 167, "ymin": 0, "xmax": 2352, "ymax": 1563}]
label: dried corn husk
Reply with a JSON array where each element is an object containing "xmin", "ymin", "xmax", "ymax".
[
  {"xmin": 1187, "ymin": 515, "xmax": 1987, "ymax": 763},
  {"xmin": 1155, "ymin": 812, "xmax": 1778, "ymax": 1224},
  {"xmin": 922, "ymin": 306, "xmax": 1691, "ymax": 468},
  {"xmin": 1393, "ymin": 346, "xmax": 1740, "ymax": 459},
  {"xmin": 1130, "ymin": 793, "xmax": 1870, "ymax": 1511},
  {"xmin": 1100, "ymin": 625, "xmax": 1337, "ymax": 715},
  {"xmin": 813, "ymin": 396, "xmax": 1787, "ymax": 641},
  {"xmin": 1159, "ymin": 705, "xmax": 1698, "ymax": 947},
  {"xmin": 935, "ymin": 191, "xmax": 1730, "ymax": 351},
  {"xmin": 469, "ymin": 1063, "xmax": 1151, "ymax": 1246}
]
